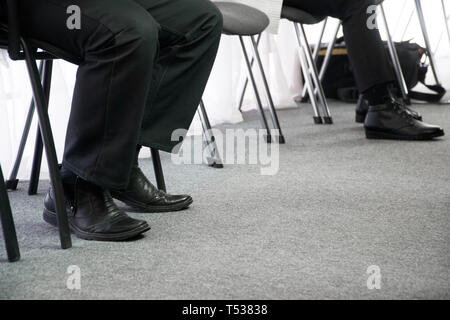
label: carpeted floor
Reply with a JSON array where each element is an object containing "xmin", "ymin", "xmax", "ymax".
[{"xmin": 1, "ymin": 101, "xmax": 449, "ymax": 300}]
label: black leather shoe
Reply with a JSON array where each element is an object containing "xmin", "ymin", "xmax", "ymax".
[
  {"xmin": 364, "ymin": 98, "xmax": 444, "ymax": 140},
  {"xmin": 356, "ymin": 95, "xmax": 423, "ymax": 123},
  {"xmin": 43, "ymin": 179, "xmax": 150, "ymax": 241},
  {"xmin": 110, "ymin": 166, "xmax": 193, "ymax": 213}
]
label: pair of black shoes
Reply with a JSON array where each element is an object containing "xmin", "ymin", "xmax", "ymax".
[
  {"xmin": 43, "ymin": 165, "xmax": 192, "ymax": 241},
  {"xmin": 356, "ymin": 95, "xmax": 445, "ymax": 140}
]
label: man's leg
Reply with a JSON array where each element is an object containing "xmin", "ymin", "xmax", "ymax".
[
  {"xmin": 137, "ymin": 0, "xmax": 223, "ymax": 152},
  {"xmin": 339, "ymin": 1, "xmax": 444, "ymax": 140},
  {"xmin": 17, "ymin": 0, "xmax": 160, "ymax": 240},
  {"xmin": 284, "ymin": 0, "xmax": 444, "ymax": 140},
  {"xmin": 110, "ymin": 0, "xmax": 223, "ymax": 212},
  {"xmin": 284, "ymin": 0, "xmax": 395, "ymax": 98}
]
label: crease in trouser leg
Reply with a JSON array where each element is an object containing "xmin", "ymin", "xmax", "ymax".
[{"xmin": 63, "ymin": 25, "xmax": 159, "ymax": 190}]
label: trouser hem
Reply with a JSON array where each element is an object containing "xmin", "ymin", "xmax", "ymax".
[{"xmin": 62, "ymin": 160, "xmax": 129, "ymax": 190}]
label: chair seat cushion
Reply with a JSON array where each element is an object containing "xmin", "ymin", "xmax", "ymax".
[
  {"xmin": 214, "ymin": 2, "xmax": 269, "ymax": 36},
  {"xmin": 281, "ymin": 6, "xmax": 325, "ymax": 25}
]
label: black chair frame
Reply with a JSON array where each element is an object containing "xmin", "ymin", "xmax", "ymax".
[{"xmin": 0, "ymin": 165, "xmax": 20, "ymax": 262}]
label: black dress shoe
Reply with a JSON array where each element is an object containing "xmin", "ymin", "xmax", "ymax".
[
  {"xmin": 356, "ymin": 95, "xmax": 423, "ymax": 123},
  {"xmin": 110, "ymin": 166, "xmax": 193, "ymax": 213},
  {"xmin": 43, "ymin": 178, "xmax": 150, "ymax": 241},
  {"xmin": 364, "ymin": 98, "xmax": 444, "ymax": 140}
]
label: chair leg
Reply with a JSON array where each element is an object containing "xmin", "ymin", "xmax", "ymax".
[
  {"xmin": 294, "ymin": 23, "xmax": 323, "ymax": 124},
  {"xmin": 307, "ymin": 21, "xmax": 341, "ymax": 103},
  {"xmin": 380, "ymin": 4, "xmax": 411, "ymax": 104},
  {"xmin": 238, "ymin": 34, "xmax": 262, "ymax": 113},
  {"xmin": 297, "ymin": 23, "xmax": 333, "ymax": 124},
  {"xmin": 22, "ymin": 41, "xmax": 72, "ymax": 250},
  {"xmin": 239, "ymin": 36, "xmax": 273, "ymax": 143},
  {"xmin": 415, "ymin": 0, "xmax": 442, "ymax": 86},
  {"xmin": 6, "ymin": 61, "xmax": 44, "ymax": 191},
  {"xmin": 318, "ymin": 22, "xmax": 341, "ymax": 83},
  {"xmin": 198, "ymin": 100, "xmax": 223, "ymax": 168},
  {"xmin": 150, "ymin": 148, "xmax": 166, "ymax": 193},
  {"xmin": 0, "ymin": 166, "xmax": 20, "ymax": 262},
  {"xmin": 28, "ymin": 59, "xmax": 53, "ymax": 195},
  {"xmin": 301, "ymin": 18, "xmax": 328, "ymax": 100},
  {"xmin": 250, "ymin": 35, "xmax": 286, "ymax": 144}
]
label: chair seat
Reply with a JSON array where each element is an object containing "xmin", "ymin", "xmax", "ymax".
[
  {"xmin": 0, "ymin": 31, "xmax": 82, "ymax": 64},
  {"xmin": 281, "ymin": 6, "xmax": 325, "ymax": 25},
  {"xmin": 214, "ymin": 2, "xmax": 269, "ymax": 36}
]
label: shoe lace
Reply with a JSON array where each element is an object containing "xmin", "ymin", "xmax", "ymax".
[{"xmin": 390, "ymin": 100, "xmax": 415, "ymax": 125}]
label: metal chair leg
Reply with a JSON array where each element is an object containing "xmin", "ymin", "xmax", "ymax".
[
  {"xmin": 415, "ymin": 0, "xmax": 442, "ymax": 86},
  {"xmin": 296, "ymin": 33, "xmax": 323, "ymax": 124},
  {"xmin": 296, "ymin": 23, "xmax": 333, "ymax": 124},
  {"xmin": 150, "ymin": 148, "xmax": 166, "ymax": 193},
  {"xmin": 28, "ymin": 59, "xmax": 53, "ymax": 195},
  {"xmin": 6, "ymin": 61, "xmax": 45, "ymax": 191},
  {"xmin": 238, "ymin": 34, "xmax": 262, "ymax": 113},
  {"xmin": 304, "ymin": 21, "xmax": 341, "ymax": 103},
  {"xmin": 301, "ymin": 18, "xmax": 328, "ymax": 100},
  {"xmin": 239, "ymin": 36, "xmax": 273, "ymax": 143},
  {"xmin": 249, "ymin": 36, "xmax": 286, "ymax": 144},
  {"xmin": 198, "ymin": 100, "xmax": 223, "ymax": 168},
  {"xmin": 380, "ymin": 4, "xmax": 411, "ymax": 104},
  {"xmin": 318, "ymin": 22, "xmax": 341, "ymax": 83},
  {"xmin": 0, "ymin": 166, "xmax": 20, "ymax": 262},
  {"xmin": 22, "ymin": 41, "xmax": 72, "ymax": 250}
]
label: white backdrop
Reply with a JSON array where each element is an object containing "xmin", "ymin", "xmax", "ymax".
[{"xmin": 1, "ymin": 0, "xmax": 450, "ymax": 179}]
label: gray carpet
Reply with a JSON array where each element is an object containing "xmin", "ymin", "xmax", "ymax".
[{"xmin": 1, "ymin": 101, "xmax": 449, "ymax": 300}]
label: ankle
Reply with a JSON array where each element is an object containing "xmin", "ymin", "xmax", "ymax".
[
  {"xmin": 363, "ymin": 82, "xmax": 397, "ymax": 106},
  {"xmin": 60, "ymin": 165, "xmax": 77, "ymax": 185}
]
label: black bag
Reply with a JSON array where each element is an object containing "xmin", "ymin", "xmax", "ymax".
[{"xmin": 316, "ymin": 38, "xmax": 447, "ymax": 103}]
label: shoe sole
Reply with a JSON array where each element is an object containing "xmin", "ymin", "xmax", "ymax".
[
  {"xmin": 365, "ymin": 128, "xmax": 445, "ymax": 140},
  {"xmin": 43, "ymin": 208, "xmax": 151, "ymax": 241},
  {"xmin": 112, "ymin": 194, "xmax": 194, "ymax": 213}
]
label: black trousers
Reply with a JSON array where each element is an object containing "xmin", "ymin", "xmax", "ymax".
[
  {"xmin": 283, "ymin": 0, "xmax": 395, "ymax": 92},
  {"xmin": 0, "ymin": 0, "xmax": 222, "ymax": 189}
]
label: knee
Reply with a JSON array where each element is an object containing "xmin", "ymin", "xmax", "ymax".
[
  {"xmin": 197, "ymin": 0, "xmax": 224, "ymax": 38},
  {"xmin": 112, "ymin": 17, "xmax": 160, "ymax": 60}
]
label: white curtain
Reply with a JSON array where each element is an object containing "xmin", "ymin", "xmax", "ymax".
[{"xmin": 1, "ymin": 0, "xmax": 450, "ymax": 179}]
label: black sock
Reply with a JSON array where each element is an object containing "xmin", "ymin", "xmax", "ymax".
[
  {"xmin": 363, "ymin": 82, "xmax": 396, "ymax": 106},
  {"xmin": 60, "ymin": 165, "xmax": 78, "ymax": 185}
]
